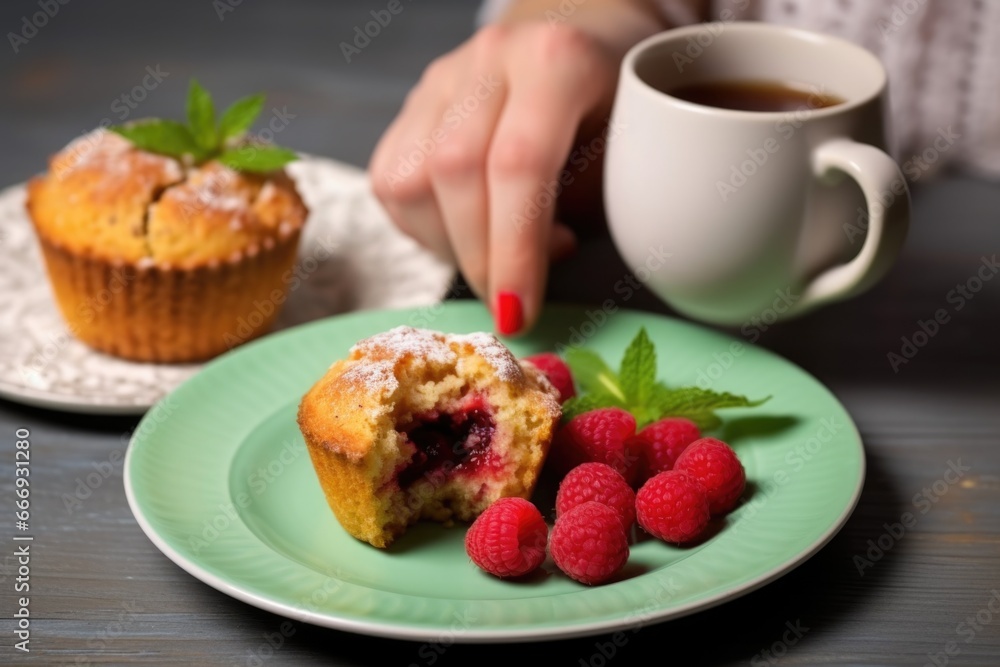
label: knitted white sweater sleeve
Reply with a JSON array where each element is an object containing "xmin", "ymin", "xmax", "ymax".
[
  {"xmin": 478, "ymin": 0, "xmax": 1000, "ymax": 179},
  {"xmin": 735, "ymin": 0, "xmax": 999, "ymax": 180}
]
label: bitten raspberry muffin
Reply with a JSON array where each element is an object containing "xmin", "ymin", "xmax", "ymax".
[
  {"xmin": 297, "ymin": 326, "xmax": 562, "ymax": 548},
  {"xmin": 25, "ymin": 129, "xmax": 307, "ymax": 362}
]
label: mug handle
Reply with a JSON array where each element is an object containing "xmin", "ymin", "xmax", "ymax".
[{"xmin": 786, "ymin": 138, "xmax": 910, "ymax": 316}]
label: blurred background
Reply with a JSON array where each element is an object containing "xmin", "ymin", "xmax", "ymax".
[
  {"xmin": 0, "ymin": 0, "xmax": 477, "ymax": 184},
  {"xmin": 1, "ymin": 3, "xmax": 998, "ymax": 665},
  {"xmin": 2, "ymin": 0, "xmax": 997, "ymax": 387}
]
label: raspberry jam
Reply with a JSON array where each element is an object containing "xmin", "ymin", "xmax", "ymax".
[{"xmin": 398, "ymin": 398, "xmax": 497, "ymax": 488}]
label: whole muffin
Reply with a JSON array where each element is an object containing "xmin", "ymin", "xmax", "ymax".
[
  {"xmin": 297, "ymin": 326, "xmax": 562, "ymax": 548},
  {"xmin": 26, "ymin": 129, "xmax": 307, "ymax": 362}
]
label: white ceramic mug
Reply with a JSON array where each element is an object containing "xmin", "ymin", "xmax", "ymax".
[{"xmin": 605, "ymin": 22, "xmax": 909, "ymax": 325}]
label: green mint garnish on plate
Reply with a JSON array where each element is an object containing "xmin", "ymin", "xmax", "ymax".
[
  {"xmin": 111, "ymin": 79, "xmax": 297, "ymax": 172},
  {"xmin": 561, "ymin": 328, "xmax": 770, "ymax": 431}
]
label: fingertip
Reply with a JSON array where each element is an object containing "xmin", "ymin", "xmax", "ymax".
[
  {"xmin": 494, "ymin": 291, "xmax": 524, "ymax": 337},
  {"xmin": 490, "ymin": 227, "xmax": 551, "ymax": 337}
]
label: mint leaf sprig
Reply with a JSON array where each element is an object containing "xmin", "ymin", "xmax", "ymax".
[
  {"xmin": 111, "ymin": 79, "xmax": 297, "ymax": 173},
  {"xmin": 561, "ymin": 328, "xmax": 769, "ymax": 431}
]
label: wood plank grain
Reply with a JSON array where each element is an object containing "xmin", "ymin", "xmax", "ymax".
[{"xmin": 1, "ymin": 0, "xmax": 998, "ymax": 665}]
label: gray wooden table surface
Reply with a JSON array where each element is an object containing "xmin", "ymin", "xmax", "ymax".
[{"xmin": 1, "ymin": 1, "xmax": 998, "ymax": 665}]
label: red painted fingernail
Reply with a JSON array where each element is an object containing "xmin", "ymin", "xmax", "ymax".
[{"xmin": 495, "ymin": 291, "xmax": 523, "ymax": 336}]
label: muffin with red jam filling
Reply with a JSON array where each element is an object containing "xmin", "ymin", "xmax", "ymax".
[{"xmin": 297, "ymin": 326, "xmax": 561, "ymax": 548}]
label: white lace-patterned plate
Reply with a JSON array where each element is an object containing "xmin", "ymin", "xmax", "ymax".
[{"xmin": 0, "ymin": 157, "xmax": 454, "ymax": 415}]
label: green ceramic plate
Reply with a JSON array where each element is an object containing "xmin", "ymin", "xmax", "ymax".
[{"xmin": 124, "ymin": 302, "xmax": 864, "ymax": 642}]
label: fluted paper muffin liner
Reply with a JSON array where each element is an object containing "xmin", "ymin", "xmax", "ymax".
[{"xmin": 36, "ymin": 230, "xmax": 301, "ymax": 363}]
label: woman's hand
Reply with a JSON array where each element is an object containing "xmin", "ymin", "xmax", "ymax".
[{"xmin": 369, "ymin": 7, "xmax": 665, "ymax": 335}]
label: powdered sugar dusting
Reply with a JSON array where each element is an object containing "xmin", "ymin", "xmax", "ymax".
[
  {"xmin": 52, "ymin": 129, "xmax": 183, "ymax": 182},
  {"xmin": 341, "ymin": 359, "xmax": 399, "ymax": 396},
  {"xmin": 258, "ymin": 180, "xmax": 279, "ymax": 203},
  {"xmin": 452, "ymin": 331, "xmax": 522, "ymax": 381},
  {"xmin": 169, "ymin": 184, "xmax": 248, "ymax": 214},
  {"xmin": 520, "ymin": 359, "xmax": 557, "ymax": 396},
  {"xmin": 352, "ymin": 326, "xmax": 456, "ymax": 366},
  {"xmin": 345, "ymin": 327, "xmax": 523, "ymax": 395}
]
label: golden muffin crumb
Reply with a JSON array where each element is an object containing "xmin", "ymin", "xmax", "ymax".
[
  {"xmin": 24, "ymin": 129, "xmax": 309, "ymax": 362},
  {"xmin": 297, "ymin": 327, "xmax": 562, "ymax": 548}
]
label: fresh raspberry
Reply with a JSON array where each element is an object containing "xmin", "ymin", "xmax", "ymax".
[
  {"xmin": 556, "ymin": 463, "xmax": 636, "ymax": 530},
  {"xmin": 635, "ymin": 471, "xmax": 711, "ymax": 544},
  {"xmin": 550, "ymin": 501, "xmax": 629, "ymax": 585},
  {"xmin": 629, "ymin": 418, "xmax": 701, "ymax": 483},
  {"xmin": 674, "ymin": 438, "xmax": 746, "ymax": 515},
  {"xmin": 550, "ymin": 408, "xmax": 639, "ymax": 483},
  {"xmin": 465, "ymin": 497, "xmax": 548, "ymax": 578},
  {"xmin": 523, "ymin": 353, "xmax": 576, "ymax": 402}
]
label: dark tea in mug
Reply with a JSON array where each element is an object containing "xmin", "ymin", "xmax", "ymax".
[{"xmin": 668, "ymin": 80, "xmax": 845, "ymax": 112}]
